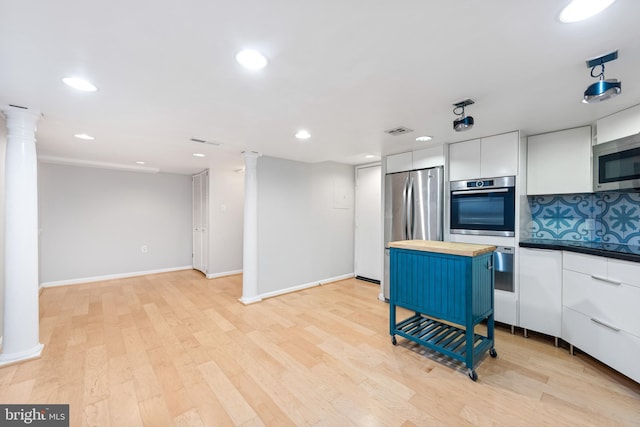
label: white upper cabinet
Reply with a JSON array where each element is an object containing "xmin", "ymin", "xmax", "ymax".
[
  {"xmin": 385, "ymin": 152, "xmax": 413, "ymax": 174},
  {"xmin": 386, "ymin": 145, "xmax": 444, "ymax": 174},
  {"xmin": 412, "ymin": 145, "xmax": 445, "ymax": 170},
  {"xmin": 596, "ymin": 103, "xmax": 640, "ymax": 144},
  {"xmin": 449, "ymin": 139, "xmax": 481, "ymax": 181},
  {"xmin": 526, "ymin": 126, "xmax": 592, "ymax": 195},
  {"xmin": 481, "ymin": 132, "xmax": 519, "ymax": 178},
  {"xmin": 448, "ymin": 131, "xmax": 518, "ymax": 181}
]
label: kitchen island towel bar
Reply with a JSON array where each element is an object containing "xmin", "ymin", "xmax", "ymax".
[{"xmin": 389, "ymin": 240, "xmax": 497, "ymax": 381}]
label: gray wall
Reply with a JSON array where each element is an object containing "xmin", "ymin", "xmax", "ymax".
[
  {"xmin": 208, "ymin": 168, "xmax": 244, "ymax": 275},
  {"xmin": 38, "ymin": 163, "xmax": 192, "ymax": 284},
  {"xmin": 257, "ymin": 157, "xmax": 355, "ymax": 295}
]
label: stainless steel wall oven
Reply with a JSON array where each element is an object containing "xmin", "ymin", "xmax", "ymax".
[{"xmin": 450, "ymin": 176, "xmax": 515, "ymax": 237}]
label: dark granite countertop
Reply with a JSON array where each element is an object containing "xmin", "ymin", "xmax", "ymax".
[{"xmin": 519, "ymin": 239, "xmax": 640, "ymax": 263}]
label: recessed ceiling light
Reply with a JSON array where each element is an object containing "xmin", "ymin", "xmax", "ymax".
[
  {"xmin": 74, "ymin": 133, "xmax": 95, "ymax": 140},
  {"xmin": 416, "ymin": 136, "xmax": 433, "ymax": 142},
  {"xmin": 559, "ymin": 0, "xmax": 616, "ymax": 23},
  {"xmin": 365, "ymin": 154, "xmax": 376, "ymax": 159},
  {"xmin": 135, "ymin": 161, "xmax": 146, "ymax": 165},
  {"xmin": 62, "ymin": 77, "xmax": 98, "ymax": 92},
  {"xmin": 193, "ymin": 153, "xmax": 206, "ymax": 158},
  {"xmin": 295, "ymin": 130, "xmax": 311, "ymax": 140},
  {"xmin": 235, "ymin": 49, "xmax": 268, "ymax": 70}
]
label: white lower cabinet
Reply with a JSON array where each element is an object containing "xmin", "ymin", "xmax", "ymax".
[
  {"xmin": 562, "ymin": 252, "xmax": 640, "ymax": 383},
  {"xmin": 519, "ymin": 248, "xmax": 562, "ymax": 338}
]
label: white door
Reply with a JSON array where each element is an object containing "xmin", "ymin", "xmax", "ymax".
[
  {"xmin": 355, "ymin": 165, "xmax": 382, "ymax": 282},
  {"xmin": 192, "ymin": 170, "xmax": 209, "ymax": 274}
]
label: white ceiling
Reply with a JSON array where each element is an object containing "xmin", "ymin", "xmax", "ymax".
[{"xmin": 1, "ymin": 0, "xmax": 640, "ymax": 175}]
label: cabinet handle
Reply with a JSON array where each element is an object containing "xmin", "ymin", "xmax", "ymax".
[
  {"xmin": 590, "ymin": 318, "xmax": 621, "ymax": 332},
  {"xmin": 590, "ymin": 275, "xmax": 621, "ymax": 286}
]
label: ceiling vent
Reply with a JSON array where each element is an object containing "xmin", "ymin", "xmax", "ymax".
[
  {"xmin": 384, "ymin": 126, "xmax": 414, "ymax": 136},
  {"xmin": 190, "ymin": 137, "xmax": 222, "ymax": 146}
]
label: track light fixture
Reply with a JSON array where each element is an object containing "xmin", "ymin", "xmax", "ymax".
[
  {"xmin": 583, "ymin": 50, "xmax": 621, "ymax": 104},
  {"xmin": 453, "ymin": 99, "xmax": 475, "ymax": 132}
]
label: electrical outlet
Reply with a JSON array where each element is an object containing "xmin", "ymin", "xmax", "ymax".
[
  {"xmin": 141, "ymin": 245, "xmax": 148, "ymax": 253},
  {"xmin": 585, "ymin": 219, "xmax": 595, "ymax": 231}
]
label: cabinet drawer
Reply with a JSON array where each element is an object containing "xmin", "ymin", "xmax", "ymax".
[
  {"xmin": 563, "ymin": 270, "xmax": 640, "ymax": 338},
  {"xmin": 562, "ymin": 307, "xmax": 640, "ymax": 384},
  {"xmin": 563, "ymin": 251, "xmax": 607, "ymax": 276},
  {"xmin": 608, "ymin": 258, "xmax": 640, "ymax": 289}
]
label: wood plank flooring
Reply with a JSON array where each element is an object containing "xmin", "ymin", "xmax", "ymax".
[{"xmin": 1, "ymin": 270, "xmax": 639, "ymax": 426}]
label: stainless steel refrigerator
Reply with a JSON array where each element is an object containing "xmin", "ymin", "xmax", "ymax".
[{"xmin": 383, "ymin": 166, "xmax": 444, "ymax": 299}]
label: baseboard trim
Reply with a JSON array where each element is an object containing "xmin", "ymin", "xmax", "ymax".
[
  {"xmin": 206, "ymin": 269, "xmax": 243, "ymax": 279},
  {"xmin": 355, "ymin": 275, "xmax": 380, "ymax": 284},
  {"xmin": 257, "ymin": 273, "xmax": 355, "ymax": 300},
  {"xmin": 40, "ymin": 266, "xmax": 193, "ymax": 288}
]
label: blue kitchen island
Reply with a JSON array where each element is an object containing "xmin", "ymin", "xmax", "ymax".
[{"xmin": 389, "ymin": 240, "xmax": 497, "ymax": 381}]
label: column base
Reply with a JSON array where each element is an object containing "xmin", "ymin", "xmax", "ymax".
[
  {"xmin": 239, "ymin": 296, "xmax": 262, "ymax": 305},
  {"xmin": 0, "ymin": 343, "xmax": 44, "ymax": 368}
]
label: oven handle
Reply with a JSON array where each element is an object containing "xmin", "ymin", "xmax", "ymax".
[{"xmin": 451, "ymin": 188, "xmax": 509, "ymax": 195}]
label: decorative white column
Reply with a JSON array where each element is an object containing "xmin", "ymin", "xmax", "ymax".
[
  {"xmin": 240, "ymin": 151, "xmax": 261, "ymax": 304},
  {"xmin": 0, "ymin": 105, "xmax": 44, "ymax": 366}
]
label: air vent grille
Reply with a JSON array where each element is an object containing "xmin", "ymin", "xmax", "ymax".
[
  {"xmin": 384, "ymin": 126, "xmax": 413, "ymax": 136},
  {"xmin": 190, "ymin": 138, "xmax": 222, "ymax": 146}
]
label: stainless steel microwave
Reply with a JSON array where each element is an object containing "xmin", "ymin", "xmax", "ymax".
[{"xmin": 593, "ymin": 133, "xmax": 640, "ymax": 191}]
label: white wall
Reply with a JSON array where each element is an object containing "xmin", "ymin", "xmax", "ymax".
[
  {"xmin": 257, "ymin": 157, "xmax": 354, "ymax": 295},
  {"xmin": 208, "ymin": 168, "xmax": 244, "ymax": 276},
  {"xmin": 38, "ymin": 163, "xmax": 192, "ymax": 284},
  {"xmin": 0, "ymin": 115, "xmax": 6, "ymax": 338}
]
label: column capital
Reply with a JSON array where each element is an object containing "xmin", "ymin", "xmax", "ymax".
[
  {"xmin": 1, "ymin": 104, "xmax": 42, "ymax": 120},
  {"xmin": 242, "ymin": 151, "xmax": 261, "ymax": 169},
  {"xmin": 241, "ymin": 150, "xmax": 261, "ymax": 159},
  {"xmin": 1, "ymin": 105, "xmax": 42, "ymax": 140}
]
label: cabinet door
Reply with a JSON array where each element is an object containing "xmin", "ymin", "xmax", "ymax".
[
  {"xmin": 480, "ymin": 132, "xmax": 518, "ymax": 178},
  {"xmin": 596, "ymin": 104, "xmax": 640, "ymax": 144},
  {"xmin": 527, "ymin": 126, "xmax": 592, "ymax": 195},
  {"xmin": 386, "ymin": 152, "xmax": 413, "ymax": 174},
  {"xmin": 412, "ymin": 145, "xmax": 444, "ymax": 169},
  {"xmin": 448, "ymin": 139, "xmax": 480, "ymax": 181},
  {"xmin": 519, "ymin": 248, "xmax": 562, "ymax": 336}
]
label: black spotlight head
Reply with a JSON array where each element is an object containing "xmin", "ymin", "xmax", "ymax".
[{"xmin": 453, "ymin": 115, "xmax": 474, "ymax": 131}]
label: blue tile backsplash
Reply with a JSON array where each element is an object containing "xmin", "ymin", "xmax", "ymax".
[{"xmin": 529, "ymin": 192, "xmax": 640, "ymax": 245}]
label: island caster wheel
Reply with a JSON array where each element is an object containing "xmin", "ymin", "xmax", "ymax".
[
  {"xmin": 391, "ymin": 336, "xmax": 397, "ymax": 346},
  {"xmin": 489, "ymin": 348, "xmax": 498, "ymax": 358},
  {"xmin": 468, "ymin": 369, "xmax": 478, "ymax": 381}
]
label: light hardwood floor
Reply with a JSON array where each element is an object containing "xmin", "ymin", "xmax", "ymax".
[{"xmin": 1, "ymin": 270, "xmax": 639, "ymax": 426}]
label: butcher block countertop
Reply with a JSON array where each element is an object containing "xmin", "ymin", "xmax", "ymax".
[{"xmin": 389, "ymin": 240, "xmax": 496, "ymax": 257}]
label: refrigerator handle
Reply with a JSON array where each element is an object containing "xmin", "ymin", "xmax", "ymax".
[
  {"xmin": 402, "ymin": 175, "xmax": 409, "ymax": 240},
  {"xmin": 407, "ymin": 175, "xmax": 414, "ymax": 240}
]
